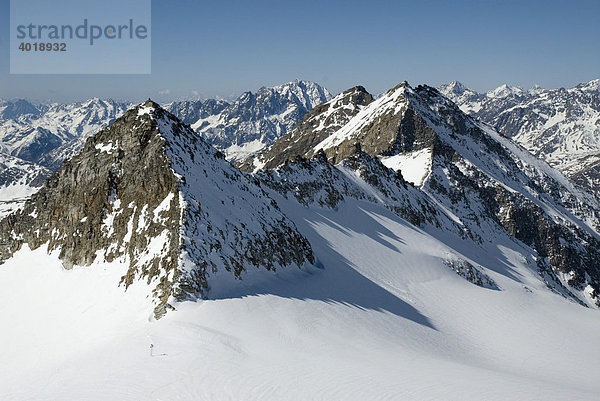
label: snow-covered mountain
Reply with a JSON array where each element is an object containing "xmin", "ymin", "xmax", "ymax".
[
  {"xmin": 245, "ymin": 81, "xmax": 600, "ymax": 306},
  {"xmin": 0, "ymin": 81, "xmax": 330, "ymax": 174},
  {"xmin": 190, "ymin": 80, "xmax": 331, "ymax": 162},
  {"xmin": 0, "ymin": 101, "xmax": 313, "ymax": 318},
  {"xmin": 0, "ymin": 153, "xmax": 51, "ymax": 218},
  {"xmin": 0, "ymin": 98, "xmax": 130, "ymax": 169},
  {"xmin": 0, "ymin": 99, "xmax": 40, "ymax": 120},
  {"xmin": 2, "ymin": 89, "xmax": 600, "ymax": 399},
  {"xmin": 439, "ymin": 79, "xmax": 600, "ymax": 193}
]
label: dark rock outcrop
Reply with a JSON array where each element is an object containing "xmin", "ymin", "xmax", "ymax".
[{"xmin": 0, "ymin": 101, "xmax": 314, "ymax": 318}]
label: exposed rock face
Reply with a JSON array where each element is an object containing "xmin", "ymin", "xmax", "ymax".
[
  {"xmin": 439, "ymin": 79, "xmax": 600, "ymax": 194},
  {"xmin": 239, "ymin": 86, "xmax": 373, "ymax": 172},
  {"xmin": 413, "ymin": 84, "xmax": 600, "ymax": 304},
  {"xmin": 0, "ymin": 101, "xmax": 314, "ymax": 318},
  {"xmin": 444, "ymin": 259, "xmax": 498, "ymax": 290},
  {"xmin": 193, "ymin": 80, "xmax": 332, "ymax": 162},
  {"xmin": 242, "ymin": 83, "xmax": 443, "ymax": 170},
  {"xmin": 250, "ymin": 81, "xmax": 600, "ymax": 306},
  {"xmin": 256, "ymin": 148, "xmax": 452, "ymax": 230},
  {"xmin": 164, "ymin": 99, "xmax": 229, "ymax": 125}
]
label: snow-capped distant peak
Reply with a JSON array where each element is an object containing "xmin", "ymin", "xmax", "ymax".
[
  {"xmin": 441, "ymin": 80, "xmax": 469, "ymax": 95},
  {"xmin": 577, "ymin": 78, "xmax": 600, "ymax": 92},
  {"xmin": 188, "ymin": 80, "xmax": 332, "ymax": 163},
  {"xmin": 487, "ymin": 83, "xmax": 524, "ymax": 98},
  {"xmin": 442, "ymin": 78, "xmax": 600, "ymax": 194},
  {"xmin": 528, "ymin": 84, "xmax": 544, "ymax": 95}
]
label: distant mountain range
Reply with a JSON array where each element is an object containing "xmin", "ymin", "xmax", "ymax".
[
  {"xmin": 439, "ymin": 79, "xmax": 600, "ymax": 194},
  {"xmin": 0, "ymin": 80, "xmax": 330, "ymax": 167},
  {"xmin": 186, "ymin": 80, "xmax": 331, "ymax": 162},
  {"xmin": 0, "ymin": 81, "xmax": 331, "ymax": 212}
]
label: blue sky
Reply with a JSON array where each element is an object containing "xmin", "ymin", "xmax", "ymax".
[{"xmin": 0, "ymin": 0, "xmax": 598, "ymax": 102}]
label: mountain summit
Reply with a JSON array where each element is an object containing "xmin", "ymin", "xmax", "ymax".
[
  {"xmin": 0, "ymin": 100, "xmax": 314, "ymax": 317},
  {"xmin": 244, "ymin": 81, "xmax": 600, "ymax": 306},
  {"xmin": 190, "ymin": 80, "xmax": 332, "ymax": 162}
]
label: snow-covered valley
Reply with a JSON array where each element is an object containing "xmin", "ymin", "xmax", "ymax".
[{"xmin": 1, "ymin": 197, "xmax": 599, "ymax": 400}]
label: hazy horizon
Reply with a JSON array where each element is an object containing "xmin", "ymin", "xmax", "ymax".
[
  {"xmin": 1, "ymin": 0, "xmax": 599, "ymax": 103},
  {"xmin": 1, "ymin": 77, "xmax": 599, "ymax": 106}
]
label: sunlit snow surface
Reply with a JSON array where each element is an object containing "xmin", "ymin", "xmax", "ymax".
[
  {"xmin": 1, "ymin": 196, "xmax": 599, "ymax": 400},
  {"xmin": 380, "ymin": 148, "xmax": 432, "ymax": 186}
]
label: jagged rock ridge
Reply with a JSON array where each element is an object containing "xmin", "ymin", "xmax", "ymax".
[
  {"xmin": 439, "ymin": 79, "xmax": 600, "ymax": 194},
  {"xmin": 0, "ymin": 81, "xmax": 331, "ymax": 192},
  {"xmin": 191, "ymin": 80, "xmax": 331, "ymax": 162},
  {"xmin": 248, "ymin": 81, "xmax": 600, "ymax": 306},
  {"xmin": 239, "ymin": 85, "xmax": 374, "ymax": 172},
  {"xmin": 0, "ymin": 101, "xmax": 314, "ymax": 317},
  {"xmin": 163, "ymin": 98, "xmax": 230, "ymax": 125}
]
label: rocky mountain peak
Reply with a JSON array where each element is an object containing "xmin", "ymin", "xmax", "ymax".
[
  {"xmin": 487, "ymin": 84, "xmax": 525, "ymax": 99},
  {"xmin": 441, "ymin": 80, "xmax": 468, "ymax": 95},
  {"xmin": 237, "ymin": 84, "xmax": 376, "ymax": 172},
  {"xmin": 242, "ymin": 80, "xmax": 600, "ymax": 307},
  {"xmin": 190, "ymin": 80, "xmax": 332, "ymax": 163},
  {"xmin": 0, "ymin": 101, "xmax": 314, "ymax": 318},
  {"xmin": 241, "ymin": 81, "xmax": 442, "ymax": 171},
  {"xmin": 578, "ymin": 78, "xmax": 600, "ymax": 92}
]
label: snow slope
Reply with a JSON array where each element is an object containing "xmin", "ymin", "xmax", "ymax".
[
  {"xmin": 246, "ymin": 80, "xmax": 600, "ymax": 306},
  {"xmin": 439, "ymin": 79, "xmax": 600, "ymax": 193},
  {"xmin": 1, "ymin": 197, "xmax": 599, "ymax": 400},
  {"xmin": 380, "ymin": 148, "xmax": 432, "ymax": 186}
]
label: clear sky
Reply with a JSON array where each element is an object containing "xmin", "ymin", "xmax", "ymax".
[{"xmin": 0, "ymin": 0, "xmax": 598, "ymax": 103}]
